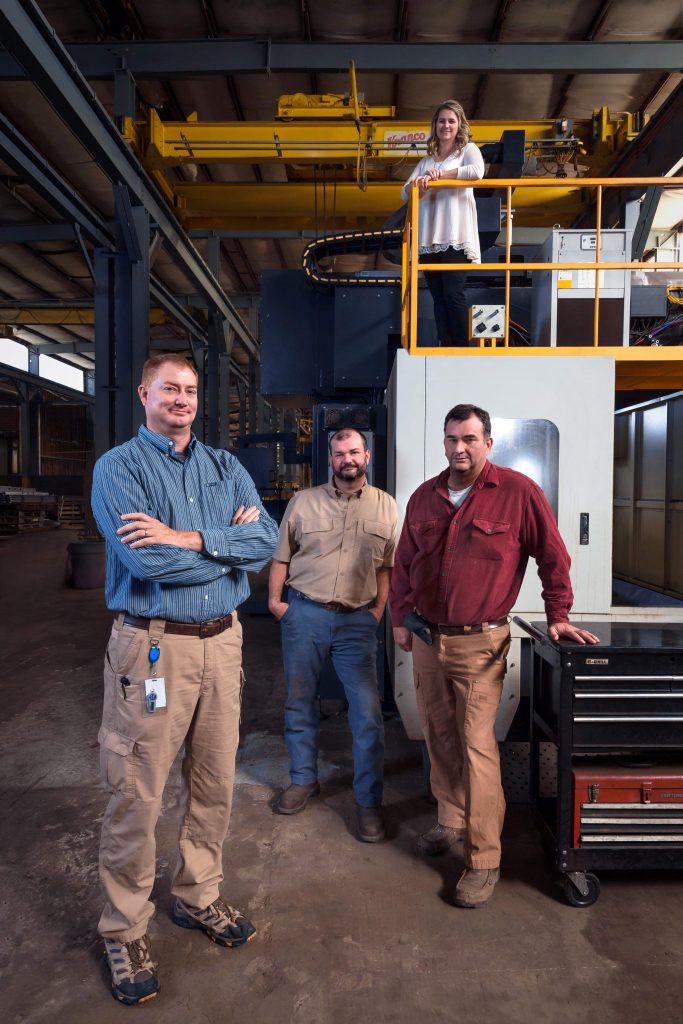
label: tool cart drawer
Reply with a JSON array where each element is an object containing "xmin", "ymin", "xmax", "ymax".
[
  {"xmin": 572, "ymin": 672, "xmax": 683, "ymax": 748},
  {"xmin": 572, "ymin": 761, "xmax": 683, "ymax": 848}
]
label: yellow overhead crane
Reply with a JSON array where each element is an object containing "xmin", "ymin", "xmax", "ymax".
[
  {"xmin": 125, "ymin": 107, "xmax": 634, "ymax": 169},
  {"xmin": 121, "ymin": 70, "xmax": 644, "ymax": 232}
]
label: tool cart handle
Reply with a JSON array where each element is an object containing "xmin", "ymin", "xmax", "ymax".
[{"xmin": 512, "ymin": 616, "xmax": 547, "ymax": 642}]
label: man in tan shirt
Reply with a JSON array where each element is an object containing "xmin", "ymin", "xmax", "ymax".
[{"xmin": 268, "ymin": 428, "xmax": 397, "ymax": 842}]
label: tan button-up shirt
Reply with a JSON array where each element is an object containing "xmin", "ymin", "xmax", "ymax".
[{"xmin": 273, "ymin": 481, "xmax": 397, "ymax": 608}]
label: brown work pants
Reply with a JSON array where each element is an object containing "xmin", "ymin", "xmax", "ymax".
[
  {"xmin": 411, "ymin": 624, "xmax": 510, "ymax": 869},
  {"xmin": 97, "ymin": 613, "xmax": 243, "ymax": 941}
]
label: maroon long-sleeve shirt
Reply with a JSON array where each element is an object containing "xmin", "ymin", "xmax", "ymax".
[{"xmin": 389, "ymin": 461, "xmax": 573, "ymax": 628}]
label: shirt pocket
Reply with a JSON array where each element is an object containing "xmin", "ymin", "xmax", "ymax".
[
  {"xmin": 204, "ymin": 478, "xmax": 235, "ymax": 524},
  {"xmin": 412, "ymin": 518, "xmax": 449, "ymax": 556},
  {"xmin": 468, "ymin": 517, "xmax": 512, "ymax": 561},
  {"xmin": 298, "ymin": 517, "xmax": 335, "ymax": 555},
  {"xmin": 360, "ymin": 519, "xmax": 393, "ymax": 564}
]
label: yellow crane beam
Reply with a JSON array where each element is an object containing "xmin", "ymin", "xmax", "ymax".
[{"xmin": 123, "ymin": 107, "xmax": 638, "ymax": 175}]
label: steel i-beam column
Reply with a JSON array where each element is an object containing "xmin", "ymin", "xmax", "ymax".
[
  {"xmin": 114, "ymin": 189, "xmax": 150, "ymax": 440},
  {"xmin": 93, "ymin": 249, "xmax": 116, "ymax": 457},
  {"xmin": 219, "ymin": 352, "xmax": 231, "ymax": 449},
  {"xmin": 17, "ymin": 382, "xmax": 40, "ymax": 478},
  {"xmin": 206, "ymin": 312, "xmax": 222, "ymax": 448},
  {"xmin": 237, "ymin": 380, "xmax": 247, "ymax": 437},
  {"xmin": 205, "ymin": 234, "xmax": 224, "ymax": 448},
  {"xmin": 248, "ymin": 358, "xmax": 258, "ymax": 434},
  {"xmin": 188, "ymin": 336, "xmax": 206, "ymax": 442},
  {"xmin": 93, "ymin": 195, "xmax": 150, "ymax": 456}
]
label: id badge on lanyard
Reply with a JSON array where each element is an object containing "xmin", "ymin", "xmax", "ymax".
[{"xmin": 145, "ymin": 640, "xmax": 167, "ymax": 713}]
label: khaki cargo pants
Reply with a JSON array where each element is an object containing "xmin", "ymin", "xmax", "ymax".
[
  {"xmin": 411, "ymin": 623, "xmax": 511, "ymax": 869},
  {"xmin": 98, "ymin": 614, "xmax": 243, "ymax": 941}
]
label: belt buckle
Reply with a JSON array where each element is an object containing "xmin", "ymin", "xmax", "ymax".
[{"xmin": 199, "ymin": 619, "xmax": 214, "ymax": 639}]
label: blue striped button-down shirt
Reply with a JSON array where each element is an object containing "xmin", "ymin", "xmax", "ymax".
[{"xmin": 91, "ymin": 425, "xmax": 279, "ymax": 622}]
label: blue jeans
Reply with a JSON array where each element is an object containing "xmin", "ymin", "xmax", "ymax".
[{"xmin": 280, "ymin": 590, "xmax": 384, "ymax": 807}]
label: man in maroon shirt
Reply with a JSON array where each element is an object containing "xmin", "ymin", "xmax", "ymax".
[{"xmin": 390, "ymin": 403, "xmax": 598, "ymax": 908}]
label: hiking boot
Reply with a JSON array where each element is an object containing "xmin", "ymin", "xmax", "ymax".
[
  {"xmin": 453, "ymin": 868, "xmax": 500, "ymax": 908},
  {"xmin": 103, "ymin": 934, "xmax": 159, "ymax": 1005},
  {"xmin": 417, "ymin": 823, "xmax": 466, "ymax": 857},
  {"xmin": 356, "ymin": 804, "xmax": 385, "ymax": 843},
  {"xmin": 274, "ymin": 782, "xmax": 320, "ymax": 815},
  {"xmin": 171, "ymin": 897, "xmax": 256, "ymax": 948}
]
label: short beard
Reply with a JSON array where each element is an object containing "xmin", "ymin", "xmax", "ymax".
[{"xmin": 337, "ymin": 464, "xmax": 365, "ymax": 480}]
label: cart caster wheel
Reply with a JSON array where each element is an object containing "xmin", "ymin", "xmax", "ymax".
[{"xmin": 563, "ymin": 872, "xmax": 600, "ymax": 907}]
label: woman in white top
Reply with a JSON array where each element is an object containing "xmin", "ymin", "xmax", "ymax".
[{"xmin": 401, "ymin": 100, "xmax": 485, "ymax": 345}]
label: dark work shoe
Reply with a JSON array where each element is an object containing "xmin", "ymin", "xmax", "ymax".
[
  {"xmin": 171, "ymin": 897, "xmax": 256, "ymax": 948},
  {"xmin": 356, "ymin": 804, "xmax": 385, "ymax": 843},
  {"xmin": 417, "ymin": 823, "xmax": 466, "ymax": 857},
  {"xmin": 274, "ymin": 782, "xmax": 320, "ymax": 815},
  {"xmin": 103, "ymin": 934, "xmax": 159, "ymax": 1005},
  {"xmin": 453, "ymin": 868, "xmax": 500, "ymax": 908}
]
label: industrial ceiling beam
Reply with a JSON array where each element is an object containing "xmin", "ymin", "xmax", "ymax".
[
  {"xmin": 0, "ymin": 0, "xmax": 259, "ymax": 362},
  {"xmin": 0, "ymin": 222, "xmax": 77, "ymax": 243},
  {"xmin": 0, "ymin": 112, "xmax": 113, "ymax": 249},
  {"xmin": 0, "ymin": 307, "xmax": 170, "ymax": 325},
  {"xmin": 24, "ymin": 341, "xmax": 94, "ymax": 354},
  {"xmin": 0, "ymin": 101, "xmax": 248, "ymax": 379},
  {"xmin": 149, "ymin": 279, "xmax": 206, "ymax": 345},
  {"xmin": 606, "ymin": 79, "xmax": 683, "ymax": 179},
  {"xmin": 576, "ymin": 80, "xmax": 683, "ymax": 229},
  {"xmin": 0, "ymin": 362, "xmax": 94, "ymax": 403},
  {"xmin": 1, "ymin": 40, "xmax": 682, "ymax": 77}
]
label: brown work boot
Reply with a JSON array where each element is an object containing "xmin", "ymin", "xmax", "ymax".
[
  {"xmin": 453, "ymin": 868, "xmax": 500, "ymax": 908},
  {"xmin": 356, "ymin": 804, "xmax": 385, "ymax": 843},
  {"xmin": 274, "ymin": 782, "xmax": 320, "ymax": 815},
  {"xmin": 417, "ymin": 823, "xmax": 466, "ymax": 857}
]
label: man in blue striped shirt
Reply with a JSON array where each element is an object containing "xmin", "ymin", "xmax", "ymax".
[{"xmin": 91, "ymin": 353, "xmax": 278, "ymax": 1005}]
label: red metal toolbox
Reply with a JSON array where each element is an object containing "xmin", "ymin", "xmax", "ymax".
[{"xmin": 572, "ymin": 761, "xmax": 683, "ymax": 848}]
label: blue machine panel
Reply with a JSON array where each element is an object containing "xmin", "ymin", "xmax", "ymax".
[
  {"xmin": 229, "ymin": 447, "xmax": 272, "ymax": 493},
  {"xmin": 260, "ymin": 271, "xmax": 334, "ymax": 397},
  {"xmin": 334, "ymin": 288, "xmax": 400, "ymax": 388}
]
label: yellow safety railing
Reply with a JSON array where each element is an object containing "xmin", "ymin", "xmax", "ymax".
[{"xmin": 400, "ymin": 177, "xmax": 683, "ymax": 354}]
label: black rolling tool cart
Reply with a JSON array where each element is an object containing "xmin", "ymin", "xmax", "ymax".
[{"xmin": 515, "ymin": 618, "xmax": 683, "ymax": 907}]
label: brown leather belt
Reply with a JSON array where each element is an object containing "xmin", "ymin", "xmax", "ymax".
[
  {"xmin": 317, "ymin": 601, "xmax": 361, "ymax": 613},
  {"xmin": 122, "ymin": 613, "xmax": 233, "ymax": 639},
  {"xmin": 292, "ymin": 590, "xmax": 363, "ymax": 614},
  {"xmin": 427, "ymin": 617, "xmax": 508, "ymax": 636}
]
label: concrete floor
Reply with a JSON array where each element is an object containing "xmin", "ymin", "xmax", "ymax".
[{"xmin": 2, "ymin": 529, "xmax": 683, "ymax": 1024}]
